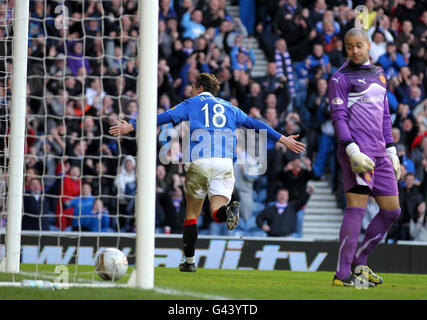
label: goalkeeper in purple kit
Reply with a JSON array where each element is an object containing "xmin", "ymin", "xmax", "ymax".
[{"xmin": 330, "ymin": 28, "xmax": 401, "ymax": 287}]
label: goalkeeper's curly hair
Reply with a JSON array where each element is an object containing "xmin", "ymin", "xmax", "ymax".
[{"xmin": 194, "ymin": 73, "xmax": 221, "ymax": 96}]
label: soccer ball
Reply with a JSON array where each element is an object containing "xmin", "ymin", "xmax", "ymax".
[{"xmin": 95, "ymin": 248, "xmax": 128, "ymax": 281}]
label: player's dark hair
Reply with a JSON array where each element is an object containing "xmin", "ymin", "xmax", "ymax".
[
  {"xmin": 194, "ymin": 73, "xmax": 220, "ymax": 96},
  {"xmin": 344, "ymin": 28, "xmax": 370, "ymax": 45}
]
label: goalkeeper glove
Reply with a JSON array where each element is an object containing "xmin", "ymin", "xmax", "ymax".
[
  {"xmin": 386, "ymin": 146, "xmax": 401, "ymax": 180},
  {"xmin": 345, "ymin": 143, "xmax": 375, "ymax": 174}
]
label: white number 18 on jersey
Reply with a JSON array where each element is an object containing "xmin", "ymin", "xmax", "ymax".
[{"xmin": 201, "ymin": 103, "xmax": 227, "ymax": 128}]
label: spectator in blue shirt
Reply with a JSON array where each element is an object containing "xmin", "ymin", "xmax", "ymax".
[
  {"xmin": 66, "ymin": 184, "xmax": 110, "ymax": 232},
  {"xmin": 296, "ymin": 43, "xmax": 331, "ymax": 85},
  {"xmin": 29, "ymin": 0, "xmax": 46, "ymax": 42},
  {"xmin": 387, "ymin": 78, "xmax": 400, "ymax": 113},
  {"xmin": 230, "ymin": 47, "xmax": 255, "ymax": 72},
  {"xmin": 315, "ymin": 10, "xmax": 340, "ymax": 35},
  {"xmin": 387, "ymin": 91, "xmax": 399, "ymax": 113},
  {"xmin": 181, "ymin": 9, "xmax": 206, "ymax": 40},
  {"xmin": 378, "ymin": 42, "xmax": 407, "ymax": 79},
  {"xmin": 90, "ymin": 199, "xmax": 111, "ymax": 232},
  {"xmin": 396, "ymin": 143, "xmax": 416, "ymax": 174},
  {"xmin": 230, "ymin": 35, "xmax": 255, "ymax": 79},
  {"xmin": 65, "ymin": 183, "xmax": 96, "ymax": 232},
  {"xmin": 159, "ymin": 0, "xmax": 177, "ymax": 21},
  {"xmin": 305, "ymin": 43, "xmax": 331, "ymax": 79}
]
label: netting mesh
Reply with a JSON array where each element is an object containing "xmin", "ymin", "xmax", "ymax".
[
  {"xmin": 0, "ymin": 0, "xmax": 143, "ymax": 282},
  {"xmin": 25, "ymin": 0, "xmax": 138, "ymax": 233}
]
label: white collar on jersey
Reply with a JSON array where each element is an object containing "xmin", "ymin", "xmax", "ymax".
[
  {"xmin": 198, "ymin": 92, "xmax": 213, "ymax": 97},
  {"xmin": 362, "ymin": 61, "xmax": 370, "ymax": 65}
]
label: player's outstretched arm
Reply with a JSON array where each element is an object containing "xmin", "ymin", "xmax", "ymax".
[
  {"xmin": 109, "ymin": 112, "xmax": 173, "ymax": 137},
  {"xmin": 278, "ymin": 134, "xmax": 306, "ymax": 154},
  {"xmin": 241, "ymin": 117, "xmax": 305, "ymax": 154},
  {"xmin": 109, "ymin": 120, "xmax": 134, "ymax": 137}
]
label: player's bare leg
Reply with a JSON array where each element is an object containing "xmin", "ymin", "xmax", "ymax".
[
  {"xmin": 346, "ymin": 192, "xmax": 370, "ymax": 208},
  {"xmin": 351, "ymin": 195, "xmax": 401, "ymax": 285},
  {"xmin": 210, "ymin": 195, "xmax": 240, "ymax": 230},
  {"xmin": 185, "ymin": 194, "xmax": 205, "ymax": 220},
  {"xmin": 333, "ymin": 191, "xmax": 374, "ymax": 287},
  {"xmin": 375, "ymin": 195, "xmax": 400, "ymax": 211},
  {"xmin": 179, "ymin": 195, "xmax": 205, "ymax": 272}
]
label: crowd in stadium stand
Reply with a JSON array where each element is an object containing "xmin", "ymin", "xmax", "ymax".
[{"xmin": 0, "ymin": 0, "xmax": 426, "ymax": 241}]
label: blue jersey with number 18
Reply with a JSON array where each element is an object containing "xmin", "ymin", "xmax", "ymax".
[{"xmin": 166, "ymin": 92, "xmax": 249, "ymax": 162}]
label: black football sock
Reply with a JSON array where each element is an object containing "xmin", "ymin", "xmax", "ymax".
[
  {"xmin": 212, "ymin": 205, "xmax": 228, "ymax": 223},
  {"xmin": 183, "ymin": 219, "xmax": 198, "ymax": 262}
]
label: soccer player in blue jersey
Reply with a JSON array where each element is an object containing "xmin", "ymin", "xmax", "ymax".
[
  {"xmin": 329, "ymin": 28, "xmax": 401, "ymax": 287},
  {"xmin": 110, "ymin": 73, "xmax": 305, "ymax": 272}
]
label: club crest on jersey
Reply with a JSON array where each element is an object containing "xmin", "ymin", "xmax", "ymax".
[
  {"xmin": 364, "ymin": 172, "xmax": 371, "ymax": 181},
  {"xmin": 379, "ymin": 75, "xmax": 386, "ymax": 84},
  {"xmin": 331, "ymin": 97, "xmax": 344, "ymax": 105}
]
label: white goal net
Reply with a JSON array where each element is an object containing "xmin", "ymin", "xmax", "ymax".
[{"xmin": 0, "ymin": 0, "xmax": 144, "ymax": 286}]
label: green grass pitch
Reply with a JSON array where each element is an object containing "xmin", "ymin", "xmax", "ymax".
[{"xmin": 1, "ymin": 264, "xmax": 427, "ymax": 300}]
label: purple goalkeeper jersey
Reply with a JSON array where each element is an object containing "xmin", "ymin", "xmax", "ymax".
[{"xmin": 328, "ymin": 60, "xmax": 393, "ymax": 157}]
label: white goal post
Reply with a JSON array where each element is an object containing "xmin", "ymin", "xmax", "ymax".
[
  {"xmin": 133, "ymin": 0, "xmax": 158, "ymax": 290},
  {"xmin": 4, "ymin": 0, "xmax": 29, "ymax": 274}
]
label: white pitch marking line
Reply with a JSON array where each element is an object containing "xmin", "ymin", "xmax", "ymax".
[{"xmin": 1, "ymin": 272, "xmax": 233, "ymax": 299}]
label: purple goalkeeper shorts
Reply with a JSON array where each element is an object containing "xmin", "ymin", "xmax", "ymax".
[{"xmin": 338, "ymin": 153, "xmax": 399, "ymax": 196}]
